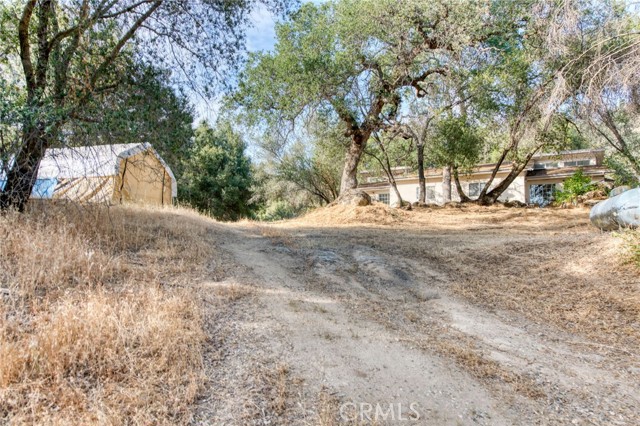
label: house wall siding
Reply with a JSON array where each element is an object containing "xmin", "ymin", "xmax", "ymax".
[{"xmin": 387, "ymin": 173, "xmax": 526, "ymax": 205}]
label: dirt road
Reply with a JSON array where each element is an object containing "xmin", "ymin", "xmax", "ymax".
[{"xmin": 193, "ymin": 206, "xmax": 640, "ymax": 425}]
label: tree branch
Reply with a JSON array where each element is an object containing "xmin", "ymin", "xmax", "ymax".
[{"xmin": 18, "ymin": 0, "xmax": 37, "ymax": 95}]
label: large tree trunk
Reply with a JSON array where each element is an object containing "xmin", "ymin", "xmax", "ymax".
[
  {"xmin": 453, "ymin": 165, "xmax": 471, "ymax": 203},
  {"xmin": 442, "ymin": 165, "xmax": 452, "ymax": 203},
  {"xmin": 340, "ymin": 134, "xmax": 367, "ymax": 193},
  {"xmin": 478, "ymin": 146, "xmax": 542, "ymax": 205},
  {"xmin": 417, "ymin": 143, "xmax": 426, "ymax": 204},
  {"xmin": 478, "ymin": 165, "xmax": 524, "ymax": 205},
  {"xmin": 0, "ymin": 124, "xmax": 49, "ymax": 211}
]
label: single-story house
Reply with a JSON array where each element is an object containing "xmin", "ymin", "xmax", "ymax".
[
  {"xmin": 359, "ymin": 149, "xmax": 611, "ymax": 206},
  {"xmin": 0, "ymin": 143, "xmax": 176, "ymax": 205}
]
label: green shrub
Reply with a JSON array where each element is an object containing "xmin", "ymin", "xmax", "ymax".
[
  {"xmin": 256, "ymin": 201, "xmax": 301, "ymax": 222},
  {"xmin": 554, "ymin": 169, "xmax": 597, "ymax": 204}
]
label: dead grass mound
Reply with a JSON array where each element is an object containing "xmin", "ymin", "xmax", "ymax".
[
  {"xmin": 295, "ymin": 203, "xmax": 408, "ymax": 226},
  {"xmin": 0, "ymin": 204, "xmax": 212, "ymax": 425}
]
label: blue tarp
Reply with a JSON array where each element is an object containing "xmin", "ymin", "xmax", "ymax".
[
  {"xmin": 31, "ymin": 178, "xmax": 57, "ymax": 198},
  {"xmin": 0, "ymin": 178, "xmax": 57, "ymax": 199}
]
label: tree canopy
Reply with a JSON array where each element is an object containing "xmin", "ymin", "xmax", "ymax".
[
  {"xmin": 0, "ymin": 0, "xmax": 292, "ymax": 210},
  {"xmin": 180, "ymin": 121, "xmax": 254, "ymax": 221},
  {"xmin": 235, "ymin": 0, "xmax": 525, "ymax": 198}
]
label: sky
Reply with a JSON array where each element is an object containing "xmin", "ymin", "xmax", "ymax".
[
  {"xmin": 194, "ymin": 1, "xmax": 327, "ymax": 123},
  {"xmin": 246, "ymin": 4, "xmax": 280, "ymax": 53},
  {"xmin": 193, "ymin": 5, "xmax": 280, "ymax": 122}
]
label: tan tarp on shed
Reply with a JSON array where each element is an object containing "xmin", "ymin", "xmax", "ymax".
[
  {"xmin": 54, "ymin": 176, "xmax": 115, "ymax": 203},
  {"xmin": 114, "ymin": 150, "xmax": 174, "ymax": 205},
  {"xmin": 37, "ymin": 143, "xmax": 176, "ymax": 205}
]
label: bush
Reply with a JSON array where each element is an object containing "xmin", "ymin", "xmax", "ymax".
[
  {"xmin": 256, "ymin": 200, "xmax": 302, "ymax": 221},
  {"xmin": 554, "ymin": 169, "xmax": 597, "ymax": 204}
]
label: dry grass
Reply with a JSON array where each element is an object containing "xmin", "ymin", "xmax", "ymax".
[
  {"xmin": 0, "ymin": 203, "xmax": 215, "ymax": 425},
  {"xmin": 0, "ymin": 289, "xmax": 204, "ymax": 425},
  {"xmin": 294, "ymin": 204, "xmax": 408, "ymax": 226},
  {"xmin": 618, "ymin": 229, "xmax": 640, "ymax": 268},
  {"xmin": 255, "ymin": 224, "xmax": 299, "ymax": 248},
  {"xmin": 272, "ymin": 363, "xmax": 290, "ymax": 416},
  {"xmin": 446, "ymin": 230, "xmax": 640, "ymax": 347},
  {"xmin": 430, "ymin": 338, "xmax": 545, "ymax": 399}
]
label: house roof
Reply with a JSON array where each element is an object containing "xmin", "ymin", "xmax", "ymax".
[
  {"xmin": 525, "ymin": 165, "xmax": 610, "ymax": 180},
  {"xmin": 532, "ymin": 148, "xmax": 605, "ymax": 159}
]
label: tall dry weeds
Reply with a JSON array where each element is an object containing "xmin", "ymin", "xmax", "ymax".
[
  {"xmin": 619, "ymin": 229, "xmax": 640, "ymax": 268},
  {"xmin": 0, "ymin": 203, "xmax": 213, "ymax": 425},
  {"xmin": 0, "ymin": 289, "xmax": 204, "ymax": 425}
]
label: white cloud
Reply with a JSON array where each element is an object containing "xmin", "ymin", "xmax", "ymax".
[{"xmin": 246, "ymin": 5, "xmax": 278, "ymax": 53}]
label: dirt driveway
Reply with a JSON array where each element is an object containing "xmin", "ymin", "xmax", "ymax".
[{"xmin": 193, "ymin": 205, "xmax": 640, "ymax": 425}]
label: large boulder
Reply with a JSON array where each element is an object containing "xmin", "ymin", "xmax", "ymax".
[
  {"xmin": 590, "ymin": 187, "xmax": 640, "ymax": 230},
  {"xmin": 610, "ymin": 186, "xmax": 631, "ymax": 198},
  {"xmin": 332, "ymin": 189, "xmax": 372, "ymax": 206}
]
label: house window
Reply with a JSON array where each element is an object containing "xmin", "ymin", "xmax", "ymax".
[
  {"xmin": 378, "ymin": 193, "xmax": 390, "ymax": 205},
  {"xmin": 468, "ymin": 182, "xmax": 482, "ymax": 197},
  {"xmin": 564, "ymin": 159, "xmax": 592, "ymax": 167},
  {"xmin": 426, "ymin": 186, "xmax": 435, "ymax": 201},
  {"xmin": 529, "ymin": 184, "xmax": 556, "ymax": 207},
  {"xmin": 533, "ymin": 161, "xmax": 560, "ymax": 170}
]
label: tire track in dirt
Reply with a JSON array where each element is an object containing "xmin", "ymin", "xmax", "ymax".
[
  {"xmin": 196, "ymin": 219, "xmax": 639, "ymax": 425},
  {"xmin": 209, "ymin": 225, "xmax": 523, "ymax": 425}
]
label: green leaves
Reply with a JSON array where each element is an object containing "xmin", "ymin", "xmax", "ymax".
[
  {"xmin": 430, "ymin": 116, "xmax": 483, "ymax": 172},
  {"xmin": 64, "ymin": 61, "xmax": 194, "ymax": 178},
  {"xmin": 554, "ymin": 169, "xmax": 597, "ymax": 204},
  {"xmin": 180, "ymin": 121, "xmax": 255, "ymax": 221}
]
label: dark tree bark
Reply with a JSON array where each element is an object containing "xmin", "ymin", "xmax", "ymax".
[
  {"xmin": 340, "ymin": 134, "xmax": 369, "ymax": 193},
  {"xmin": 0, "ymin": 126, "xmax": 49, "ymax": 211},
  {"xmin": 453, "ymin": 165, "xmax": 471, "ymax": 203}
]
